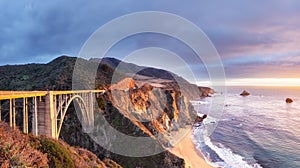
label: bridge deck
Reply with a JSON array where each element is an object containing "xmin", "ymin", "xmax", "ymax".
[{"xmin": 0, "ymin": 90, "xmax": 105, "ymax": 100}]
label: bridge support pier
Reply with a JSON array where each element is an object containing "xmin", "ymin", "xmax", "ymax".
[
  {"xmin": 45, "ymin": 91, "xmax": 57, "ymax": 139},
  {"xmin": 8, "ymin": 99, "xmax": 16, "ymax": 129},
  {"xmin": 0, "ymin": 101, "xmax": 1, "ymax": 121},
  {"xmin": 23, "ymin": 98, "xmax": 28, "ymax": 134},
  {"xmin": 34, "ymin": 92, "xmax": 56, "ymax": 139}
]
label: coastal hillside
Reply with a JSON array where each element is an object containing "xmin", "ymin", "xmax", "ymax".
[
  {"xmin": 0, "ymin": 122, "xmax": 121, "ymax": 168},
  {"xmin": 0, "ymin": 56, "xmax": 213, "ymax": 167},
  {"xmin": 90, "ymin": 57, "xmax": 186, "ymax": 81},
  {"xmin": 59, "ymin": 78, "xmax": 197, "ymax": 167},
  {"xmin": 90, "ymin": 57, "xmax": 214, "ymax": 98},
  {"xmin": 0, "ymin": 56, "xmax": 126, "ymax": 90}
]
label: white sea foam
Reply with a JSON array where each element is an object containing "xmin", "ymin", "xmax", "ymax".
[
  {"xmin": 192, "ymin": 123, "xmax": 262, "ymax": 167},
  {"xmin": 190, "ymin": 100, "xmax": 209, "ymax": 105},
  {"xmin": 192, "ymin": 111, "xmax": 262, "ymax": 168},
  {"xmin": 203, "ymin": 135, "xmax": 263, "ymax": 168}
]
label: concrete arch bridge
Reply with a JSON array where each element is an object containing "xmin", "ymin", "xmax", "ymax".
[{"xmin": 0, "ymin": 90, "xmax": 104, "ymax": 139}]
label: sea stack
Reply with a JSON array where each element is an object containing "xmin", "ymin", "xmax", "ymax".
[
  {"xmin": 240, "ymin": 90, "xmax": 250, "ymax": 96},
  {"xmin": 286, "ymin": 98, "xmax": 293, "ymax": 103}
]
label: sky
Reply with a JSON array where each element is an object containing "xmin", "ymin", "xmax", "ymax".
[{"xmin": 1, "ymin": 0, "xmax": 300, "ymax": 86}]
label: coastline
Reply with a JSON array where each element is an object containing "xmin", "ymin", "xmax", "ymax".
[{"xmin": 168, "ymin": 128, "xmax": 214, "ymax": 168}]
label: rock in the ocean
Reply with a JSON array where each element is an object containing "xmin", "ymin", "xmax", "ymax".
[
  {"xmin": 286, "ymin": 98, "xmax": 293, "ymax": 103},
  {"xmin": 240, "ymin": 90, "xmax": 250, "ymax": 96}
]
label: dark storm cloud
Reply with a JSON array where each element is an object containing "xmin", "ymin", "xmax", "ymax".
[
  {"xmin": 0, "ymin": 1, "xmax": 79, "ymax": 64},
  {"xmin": 0, "ymin": 0, "xmax": 131, "ymax": 64}
]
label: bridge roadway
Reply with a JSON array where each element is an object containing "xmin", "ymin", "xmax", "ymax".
[{"xmin": 0, "ymin": 90, "xmax": 104, "ymax": 139}]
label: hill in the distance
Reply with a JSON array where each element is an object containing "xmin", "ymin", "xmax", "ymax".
[
  {"xmin": 0, "ymin": 56, "xmax": 124, "ymax": 90},
  {"xmin": 0, "ymin": 56, "xmax": 213, "ymax": 97}
]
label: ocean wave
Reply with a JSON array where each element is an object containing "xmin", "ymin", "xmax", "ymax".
[
  {"xmin": 190, "ymin": 100, "xmax": 210, "ymax": 105},
  {"xmin": 193, "ymin": 125, "xmax": 263, "ymax": 168}
]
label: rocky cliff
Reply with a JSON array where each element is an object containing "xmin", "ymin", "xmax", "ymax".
[
  {"xmin": 59, "ymin": 77, "xmax": 201, "ymax": 167},
  {"xmin": 108, "ymin": 79, "xmax": 197, "ymax": 140}
]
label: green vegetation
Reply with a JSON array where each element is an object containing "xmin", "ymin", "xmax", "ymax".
[
  {"xmin": 0, "ymin": 56, "xmax": 127, "ymax": 91},
  {"xmin": 38, "ymin": 136, "xmax": 75, "ymax": 168},
  {"xmin": 97, "ymin": 97, "xmax": 106, "ymax": 110}
]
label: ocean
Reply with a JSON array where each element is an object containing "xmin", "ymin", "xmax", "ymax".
[{"xmin": 192, "ymin": 86, "xmax": 300, "ymax": 168}]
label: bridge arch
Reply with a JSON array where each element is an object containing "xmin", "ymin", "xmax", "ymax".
[{"xmin": 56, "ymin": 94, "xmax": 94, "ymax": 138}]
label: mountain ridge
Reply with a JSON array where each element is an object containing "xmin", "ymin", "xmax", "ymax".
[{"xmin": 0, "ymin": 55, "xmax": 213, "ymax": 97}]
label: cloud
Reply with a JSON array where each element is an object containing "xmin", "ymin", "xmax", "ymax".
[
  {"xmin": 0, "ymin": 0, "xmax": 300, "ymax": 80},
  {"xmin": 0, "ymin": 0, "xmax": 132, "ymax": 64},
  {"xmin": 224, "ymin": 53, "xmax": 300, "ymax": 78}
]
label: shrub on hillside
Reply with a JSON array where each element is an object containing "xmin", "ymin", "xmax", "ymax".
[
  {"xmin": 38, "ymin": 136, "xmax": 74, "ymax": 168},
  {"xmin": 0, "ymin": 122, "xmax": 48, "ymax": 167},
  {"xmin": 103, "ymin": 158, "xmax": 122, "ymax": 168}
]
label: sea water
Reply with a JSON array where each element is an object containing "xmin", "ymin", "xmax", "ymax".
[{"xmin": 192, "ymin": 86, "xmax": 300, "ymax": 168}]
